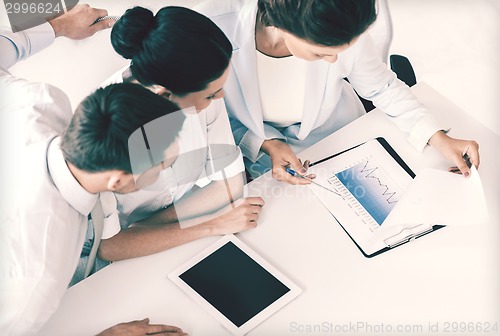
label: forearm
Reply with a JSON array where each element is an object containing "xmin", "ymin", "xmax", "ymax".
[
  {"xmin": 173, "ymin": 175, "xmax": 244, "ymax": 219},
  {"xmin": 98, "ymin": 195, "xmax": 265, "ymax": 261},
  {"xmin": 137, "ymin": 174, "xmax": 244, "ymax": 227},
  {"xmin": 97, "ymin": 220, "xmax": 215, "ymax": 261}
]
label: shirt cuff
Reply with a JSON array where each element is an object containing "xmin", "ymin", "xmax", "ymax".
[
  {"xmin": 99, "ymin": 192, "xmax": 121, "ymax": 239},
  {"xmin": 101, "ymin": 213, "xmax": 121, "ymax": 240},
  {"xmin": 407, "ymin": 113, "xmax": 447, "ymax": 152},
  {"xmin": 239, "ymin": 130, "xmax": 266, "ymax": 163},
  {"xmin": 239, "ymin": 128, "xmax": 287, "ymax": 163}
]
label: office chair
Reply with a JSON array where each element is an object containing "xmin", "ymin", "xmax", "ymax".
[{"xmin": 360, "ymin": 0, "xmax": 417, "ymax": 112}]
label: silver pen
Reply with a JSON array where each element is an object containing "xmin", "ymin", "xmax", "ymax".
[
  {"xmin": 285, "ymin": 167, "xmax": 342, "ymax": 197},
  {"xmin": 92, "ymin": 15, "xmax": 121, "ymax": 25}
]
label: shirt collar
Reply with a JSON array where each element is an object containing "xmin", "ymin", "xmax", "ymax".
[{"xmin": 47, "ymin": 137, "xmax": 98, "ymax": 215}]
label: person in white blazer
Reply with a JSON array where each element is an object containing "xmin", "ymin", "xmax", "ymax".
[{"xmin": 195, "ymin": 0, "xmax": 480, "ymax": 183}]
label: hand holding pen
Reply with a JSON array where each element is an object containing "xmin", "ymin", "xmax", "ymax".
[
  {"xmin": 279, "ymin": 159, "xmax": 316, "ymax": 185},
  {"xmin": 260, "ymin": 139, "xmax": 315, "ymax": 185},
  {"xmin": 48, "ymin": 4, "xmax": 116, "ymax": 40}
]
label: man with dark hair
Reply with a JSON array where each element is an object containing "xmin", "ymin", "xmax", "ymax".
[{"xmin": 0, "ymin": 5, "xmax": 186, "ymax": 336}]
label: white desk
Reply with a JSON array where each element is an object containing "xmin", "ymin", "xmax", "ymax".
[{"xmin": 40, "ymin": 83, "xmax": 500, "ymax": 336}]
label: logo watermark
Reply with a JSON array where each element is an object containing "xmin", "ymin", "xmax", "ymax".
[
  {"xmin": 289, "ymin": 320, "xmax": 499, "ymax": 334},
  {"xmin": 4, "ymin": 0, "xmax": 79, "ymax": 32}
]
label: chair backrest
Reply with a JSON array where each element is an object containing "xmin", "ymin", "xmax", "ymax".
[{"xmin": 367, "ymin": 0, "xmax": 394, "ymax": 64}]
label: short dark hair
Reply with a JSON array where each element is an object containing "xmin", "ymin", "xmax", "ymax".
[
  {"xmin": 60, "ymin": 83, "xmax": 185, "ymax": 173},
  {"xmin": 111, "ymin": 6, "xmax": 233, "ymax": 95},
  {"xmin": 258, "ymin": 0, "xmax": 377, "ymax": 46}
]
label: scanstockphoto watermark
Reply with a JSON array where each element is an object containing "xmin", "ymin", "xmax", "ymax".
[
  {"xmin": 3, "ymin": 0, "xmax": 79, "ymax": 32},
  {"xmin": 289, "ymin": 321, "xmax": 499, "ymax": 334},
  {"xmin": 290, "ymin": 321, "xmax": 424, "ymax": 334}
]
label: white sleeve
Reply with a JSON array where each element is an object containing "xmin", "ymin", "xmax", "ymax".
[
  {"xmin": 204, "ymin": 99, "xmax": 245, "ymax": 181},
  {"xmin": 0, "ymin": 22, "xmax": 55, "ymax": 70},
  {"xmin": 348, "ymin": 34, "xmax": 446, "ymax": 151}
]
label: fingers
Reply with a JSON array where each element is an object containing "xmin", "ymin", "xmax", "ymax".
[
  {"xmin": 146, "ymin": 324, "xmax": 186, "ymax": 335},
  {"xmin": 271, "ymin": 164, "xmax": 311, "ymax": 185},
  {"xmin": 451, "ymin": 140, "xmax": 480, "ymax": 178},
  {"xmin": 93, "ymin": 8, "xmax": 109, "ymax": 18},
  {"xmin": 232, "ymin": 197, "xmax": 264, "ymax": 209},
  {"xmin": 91, "ymin": 17, "xmax": 116, "ymax": 32},
  {"xmin": 264, "ymin": 140, "xmax": 312, "ymax": 184},
  {"xmin": 463, "ymin": 141, "xmax": 480, "ymax": 169},
  {"xmin": 272, "ymin": 165, "xmax": 311, "ymax": 185},
  {"xmin": 70, "ymin": 4, "xmax": 108, "ymax": 25},
  {"xmin": 290, "ymin": 157, "xmax": 307, "ymax": 176},
  {"xmin": 302, "ymin": 160, "xmax": 316, "ymax": 179},
  {"xmin": 452, "ymin": 154, "xmax": 471, "ymax": 177},
  {"xmin": 245, "ymin": 197, "xmax": 265, "ymax": 207},
  {"xmin": 302, "ymin": 159, "xmax": 310, "ymax": 170},
  {"xmin": 431, "ymin": 134, "xmax": 480, "ymax": 179},
  {"xmin": 449, "ymin": 153, "xmax": 473, "ymax": 177},
  {"xmin": 236, "ymin": 198, "xmax": 264, "ymax": 225}
]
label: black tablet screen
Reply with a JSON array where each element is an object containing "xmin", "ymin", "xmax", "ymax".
[{"xmin": 179, "ymin": 241, "xmax": 290, "ymax": 327}]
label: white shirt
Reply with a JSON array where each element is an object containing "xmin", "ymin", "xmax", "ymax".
[
  {"xmin": 101, "ymin": 68, "xmax": 245, "ymax": 233},
  {"xmin": 256, "ymin": 51, "xmax": 307, "ymax": 128},
  {"xmin": 195, "ymin": 0, "xmax": 445, "ymax": 167},
  {"xmin": 0, "ymin": 24, "xmax": 97, "ymax": 335}
]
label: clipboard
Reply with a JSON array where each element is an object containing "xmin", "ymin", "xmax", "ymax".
[{"xmin": 308, "ymin": 137, "xmax": 444, "ymax": 258}]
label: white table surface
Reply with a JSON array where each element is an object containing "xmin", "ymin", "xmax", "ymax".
[{"xmin": 39, "ymin": 83, "xmax": 500, "ymax": 336}]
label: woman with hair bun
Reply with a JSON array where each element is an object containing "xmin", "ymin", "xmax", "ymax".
[
  {"xmin": 194, "ymin": 0, "xmax": 480, "ymax": 183},
  {"xmin": 110, "ymin": 6, "xmax": 232, "ymax": 110},
  {"xmin": 94, "ymin": 6, "xmax": 265, "ymax": 264}
]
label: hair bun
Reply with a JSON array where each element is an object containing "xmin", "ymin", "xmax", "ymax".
[{"xmin": 111, "ymin": 6, "xmax": 156, "ymax": 59}]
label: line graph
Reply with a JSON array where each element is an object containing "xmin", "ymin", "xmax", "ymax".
[
  {"xmin": 356, "ymin": 161, "xmax": 398, "ymax": 204},
  {"xmin": 332, "ymin": 158, "xmax": 403, "ymax": 226}
]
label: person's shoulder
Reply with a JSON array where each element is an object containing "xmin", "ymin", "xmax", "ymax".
[
  {"xmin": 1, "ymin": 75, "xmax": 72, "ymax": 144},
  {"xmin": 1, "ymin": 75, "xmax": 70, "ymax": 114},
  {"xmin": 2, "ymin": 140, "xmax": 61, "ymax": 222}
]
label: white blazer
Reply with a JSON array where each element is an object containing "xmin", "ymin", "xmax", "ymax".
[{"xmin": 195, "ymin": 0, "xmax": 442, "ymax": 167}]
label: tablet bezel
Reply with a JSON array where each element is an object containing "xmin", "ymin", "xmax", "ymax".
[{"xmin": 168, "ymin": 234, "xmax": 302, "ymax": 335}]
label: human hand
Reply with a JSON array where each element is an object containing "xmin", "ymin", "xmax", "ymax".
[
  {"xmin": 261, "ymin": 139, "xmax": 315, "ymax": 184},
  {"xmin": 96, "ymin": 318, "xmax": 187, "ymax": 336},
  {"xmin": 428, "ymin": 131, "xmax": 480, "ymax": 178},
  {"xmin": 208, "ymin": 197, "xmax": 265, "ymax": 235},
  {"xmin": 48, "ymin": 4, "xmax": 115, "ymax": 40}
]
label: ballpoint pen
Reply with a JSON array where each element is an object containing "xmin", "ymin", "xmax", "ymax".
[
  {"xmin": 92, "ymin": 15, "xmax": 121, "ymax": 25},
  {"xmin": 285, "ymin": 167, "xmax": 342, "ymax": 197}
]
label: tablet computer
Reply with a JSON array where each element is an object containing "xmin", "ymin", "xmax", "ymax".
[{"xmin": 168, "ymin": 234, "xmax": 302, "ymax": 335}]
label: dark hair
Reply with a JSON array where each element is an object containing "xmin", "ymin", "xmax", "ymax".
[
  {"xmin": 111, "ymin": 6, "xmax": 232, "ymax": 95},
  {"xmin": 61, "ymin": 83, "xmax": 185, "ymax": 173},
  {"xmin": 258, "ymin": 0, "xmax": 377, "ymax": 46}
]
